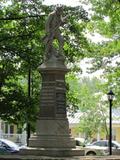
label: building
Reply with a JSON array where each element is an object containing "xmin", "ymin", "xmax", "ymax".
[
  {"xmin": 68, "ymin": 108, "xmax": 120, "ymax": 143},
  {"xmin": 0, "ymin": 120, "xmax": 26, "ymax": 145}
]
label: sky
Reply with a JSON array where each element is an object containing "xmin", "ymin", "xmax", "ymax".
[
  {"xmin": 4, "ymin": 0, "xmax": 80, "ymax": 8},
  {"xmin": 43, "ymin": 0, "xmax": 81, "ymax": 6}
]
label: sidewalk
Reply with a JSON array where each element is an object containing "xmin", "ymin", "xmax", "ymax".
[{"xmin": 0, "ymin": 155, "xmax": 120, "ymax": 160}]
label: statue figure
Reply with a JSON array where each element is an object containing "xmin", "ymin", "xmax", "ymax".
[{"xmin": 43, "ymin": 7, "xmax": 66, "ymax": 60}]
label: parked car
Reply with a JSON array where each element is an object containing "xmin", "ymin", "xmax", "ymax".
[
  {"xmin": 75, "ymin": 137, "xmax": 91, "ymax": 147},
  {"xmin": 75, "ymin": 137, "xmax": 86, "ymax": 147},
  {"xmin": 85, "ymin": 140, "xmax": 120, "ymax": 156},
  {"xmin": 0, "ymin": 139, "xmax": 20, "ymax": 154}
]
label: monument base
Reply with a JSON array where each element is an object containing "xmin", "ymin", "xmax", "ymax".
[
  {"xmin": 29, "ymin": 135, "xmax": 75, "ymax": 148},
  {"xmin": 20, "ymin": 147, "xmax": 85, "ymax": 157},
  {"xmin": 20, "ymin": 118, "xmax": 85, "ymax": 157},
  {"xmin": 28, "ymin": 118, "xmax": 75, "ymax": 148}
]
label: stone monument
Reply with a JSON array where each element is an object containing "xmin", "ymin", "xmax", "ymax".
[{"xmin": 21, "ymin": 7, "xmax": 84, "ymax": 157}]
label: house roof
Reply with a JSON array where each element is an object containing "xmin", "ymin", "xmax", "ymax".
[
  {"xmin": 67, "ymin": 112, "xmax": 82, "ymax": 126},
  {"xmin": 67, "ymin": 108, "xmax": 120, "ymax": 125}
]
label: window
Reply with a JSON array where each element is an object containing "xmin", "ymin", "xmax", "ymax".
[
  {"xmin": 10, "ymin": 125, "xmax": 14, "ymax": 134},
  {"xmin": 93, "ymin": 141, "xmax": 108, "ymax": 147},
  {"xmin": 4, "ymin": 123, "xmax": 14, "ymax": 135},
  {"xmin": 112, "ymin": 129, "xmax": 116, "ymax": 140},
  {"xmin": 5, "ymin": 122, "xmax": 8, "ymax": 134},
  {"xmin": 112, "ymin": 143, "xmax": 117, "ymax": 148},
  {"xmin": 93, "ymin": 141, "xmax": 101, "ymax": 146},
  {"xmin": 100, "ymin": 141, "xmax": 108, "ymax": 147}
]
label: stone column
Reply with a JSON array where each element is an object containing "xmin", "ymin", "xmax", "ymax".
[{"xmin": 29, "ymin": 56, "xmax": 75, "ymax": 148}]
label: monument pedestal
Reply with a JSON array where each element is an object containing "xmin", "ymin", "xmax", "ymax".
[
  {"xmin": 20, "ymin": 56, "xmax": 84, "ymax": 156},
  {"xmin": 29, "ymin": 118, "xmax": 75, "ymax": 148}
]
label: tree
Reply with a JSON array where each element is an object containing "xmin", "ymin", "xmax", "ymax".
[
  {"xmin": 0, "ymin": 0, "xmax": 44, "ymax": 126},
  {"xmin": 81, "ymin": 0, "xmax": 120, "ymax": 105},
  {"xmin": 0, "ymin": 0, "xmax": 90, "ymax": 127},
  {"xmin": 66, "ymin": 73, "xmax": 108, "ymax": 139},
  {"xmin": 69, "ymin": 0, "xmax": 120, "ymax": 138}
]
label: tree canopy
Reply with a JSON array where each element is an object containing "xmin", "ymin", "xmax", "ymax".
[
  {"xmin": 84, "ymin": 0, "xmax": 120, "ymax": 101},
  {"xmin": 0, "ymin": 0, "xmax": 90, "ymax": 126},
  {"xmin": 0, "ymin": 0, "xmax": 120, "ymax": 139}
]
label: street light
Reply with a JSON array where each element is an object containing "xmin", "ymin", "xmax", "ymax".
[{"xmin": 107, "ymin": 90, "xmax": 115, "ymax": 155}]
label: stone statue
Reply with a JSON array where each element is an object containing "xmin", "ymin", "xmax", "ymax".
[{"xmin": 43, "ymin": 7, "xmax": 66, "ymax": 61}]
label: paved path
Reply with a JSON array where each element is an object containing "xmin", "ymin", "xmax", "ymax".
[{"xmin": 0, "ymin": 155, "xmax": 120, "ymax": 160}]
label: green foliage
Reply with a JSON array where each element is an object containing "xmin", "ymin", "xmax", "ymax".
[
  {"xmin": 66, "ymin": 72, "xmax": 80, "ymax": 112},
  {"xmin": 0, "ymin": 0, "xmax": 44, "ymax": 126},
  {"xmin": 0, "ymin": 0, "xmax": 90, "ymax": 127},
  {"xmin": 1, "ymin": 0, "xmax": 119, "ymax": 139},
  {"xmin": 74, "ymin": 0, "xmax": 120, "ymax": 138},
  {"xmin": 82, "ymin": 0, "xmax": 120, "ymax": 104},
  {"xmin": 66, "ymin": 72, "xmax": 108, "ymax": 138}
]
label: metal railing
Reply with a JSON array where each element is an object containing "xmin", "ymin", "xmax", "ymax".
[{"xmin": 0, "ymin": 133, "xmax": 27, "ymax": 145}]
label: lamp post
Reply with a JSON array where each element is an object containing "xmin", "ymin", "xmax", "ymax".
[{"xmin": 107, "ymin": 90, "xmax": 115, "ymax": 155}]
